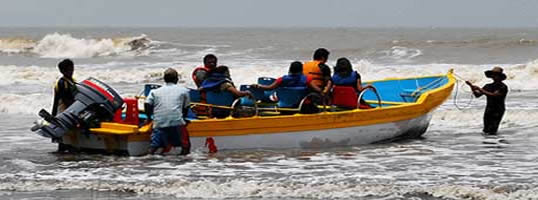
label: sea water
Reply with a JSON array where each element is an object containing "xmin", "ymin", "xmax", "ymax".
[{"xmin": 0, "ymin": 27, "xmax": 537, "ymax": 200}]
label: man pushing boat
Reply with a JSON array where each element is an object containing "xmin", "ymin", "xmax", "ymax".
[{"xmin": 145, "ymin": 68, "xmax": 191, "ymax": 155}]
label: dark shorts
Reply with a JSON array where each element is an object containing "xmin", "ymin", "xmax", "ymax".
[{"xmin": 151, "ymin": 125, "xmax": 184, "ymax": 148}]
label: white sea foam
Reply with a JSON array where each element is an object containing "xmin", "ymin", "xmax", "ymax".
[
  {"xmin": 0, "ymin": 33, "xmax": 154, "ymax": 58},
  {"xmin": 379, "ymin": 46, "xmax": 423, "ymax": 63},
  {"xmin": 0, "ymin": 38, "xmax": 34, "ymax": 53},
  {"xmin": 0, "ymin": 64, "xmax": 190, "ymax": 86},
  {"xmin": 354, "ymin": 60, "xmax": 538, "ymax": 91},
  {"xmin": 0, "ymin": 175, "xmax": 536, "ymax": 200},
  {"xmin": 33, "ymin": 33, "xmax": 135, "ymax": 58},
  {"xmin": 8, "ymin": 159, "xmax": 41, "ymax": 170},
  {"xmin": 0, "ymin": 93, "xmax": 51, "ymax": 115},
  {"xmin": 1, "ymin": 59, "xmax": 538, "ymax": 115},
  {"xmin": 431, "ymin": 108, "xmax": 538, "ymax": 128}
]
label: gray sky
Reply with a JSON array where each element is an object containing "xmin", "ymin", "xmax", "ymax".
[{"xmin": 1, "ymin": 0, "xmax": 537, "ymax": 27}]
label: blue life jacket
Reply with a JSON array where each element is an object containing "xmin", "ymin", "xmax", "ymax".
[
  {"xmin": 332, "ymin": 71, "xmax": 359, "ymax": 87},
  {"xmin": 200, "ymin": 72, "xmax": 233, "ymax": 91},
  {"xmin": 280, "ymin": 74, "xmax": 307, "ymax": 87}
]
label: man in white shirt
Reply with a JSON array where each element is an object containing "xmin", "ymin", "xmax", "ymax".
[{"xmin": 145, "ymin": 68, "xmax": 191, "ymax": 155}]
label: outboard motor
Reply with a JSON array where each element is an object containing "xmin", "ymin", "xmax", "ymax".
[{"xmin": 31, "ymin": 77, "xmax": 123, "ymax": 139}]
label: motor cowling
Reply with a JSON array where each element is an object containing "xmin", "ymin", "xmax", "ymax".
[{"xmin": 32, "ymin": 77, "xmax": 123, "ymax": 139}]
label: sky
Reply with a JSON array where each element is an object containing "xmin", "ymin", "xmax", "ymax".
[{"xmin": 0, "ymin": 0, "xmax": 537, "ymax": 27}]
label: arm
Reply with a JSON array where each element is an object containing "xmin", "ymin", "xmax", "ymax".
[
  {"xmin": 478, "ymin": 87, "xmax": 503, "ymax": 97},
  {"xmin": 144, "ymin": 103, "xmax": 153, "ymax": 121},
  {"xmin": 320, "ymin": 64, "xmax": 332, "ymax": 95},
  {"xmin": 356, "ymin": 76, "xmax": 375, "ymax": 92},
  {"xmin": 465, "ymin": 81, "xmax": 483, "ymax": 97},
  {"xmin": 144, "ymin": 91, "xmax": 155, "ymax": 121},
  {"xmin": 254, "ymin": 81, "xmax": 280, "ymax": 90},
  {"xmin": 227, "ymin": 86, "xmax": 252, "ymax": 98},
  {"xmin": 51, "ymin": 91, "xmax": 59, "ymax": 116},
  {"xmin": 308, "ymin": 81, "xmax": 322, "ymax": 93},
  {"xmin": 51, "ymin": 79, "xmax": 64, "ymax": 116},
  {"xmin": 182, "ymin": 90, "xmax": 191, "ymax": 123},
  {"xmin": 322, "ymin": 79, "xmax": 332, "ymax": 95}
]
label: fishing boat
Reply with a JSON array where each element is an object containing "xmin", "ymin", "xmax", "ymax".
[{"xmin": 33, "ymin": 70, "xmax": 455, "ymax": 156}]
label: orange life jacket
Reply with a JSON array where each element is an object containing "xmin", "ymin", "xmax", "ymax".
[{"xmin": 303, "ymin": 60, "xmax": 324, "ymax": 87}]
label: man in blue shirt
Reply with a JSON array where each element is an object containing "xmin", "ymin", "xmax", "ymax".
[{"xmin": 145, "ymin": 68, "xmax": 191, "ymax": 155}]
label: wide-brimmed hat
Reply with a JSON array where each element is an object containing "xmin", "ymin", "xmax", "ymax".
[{"xmin": 484, "ymin": 66, "xmax": 506, "ymax": 80}]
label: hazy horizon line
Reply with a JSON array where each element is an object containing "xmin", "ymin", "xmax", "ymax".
[{"xmin": 1, "ymin": 25, "xmax": 538, "ymax": 29}]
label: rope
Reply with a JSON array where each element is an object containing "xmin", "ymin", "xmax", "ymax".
[
  {"xmin": 410, "ymin": 76, "xmax": 445, "ymax": 97},
  {"xmin": 452, "ymin": 72, "xmax": 475, "ymax": 110},
  {"xmin": 190, "ymin": 102, "xmax": 234, "ymax": 110}
]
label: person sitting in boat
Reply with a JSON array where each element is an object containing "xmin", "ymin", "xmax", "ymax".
[
  {"xmin": 145, "ymin": 68, "xmax": 191, "ymax": 155},
  {"xmin": 252, "ymin": 61, "xmax": 319, "ymax": 92},
  {"xmin": 192, "ymin": 54, "xmax": 218, "ymax": 88},
  {"xmin": 200, "ymin": 66, "xmax": 252, "ymax": 118},
  {"xmin": 332, "ymin": 57, "xmax": 375, "ymax": 109},
  {"xmin": 252, "ymin": 61, "xmax": 322, "ymax": 114},
  {"xmin": 303, "ymin": 48, "xmax": 333, "ymax": 95},
  {"xmin": 51, "ymin": 59, "xmax": 77, "ymax": 116}
]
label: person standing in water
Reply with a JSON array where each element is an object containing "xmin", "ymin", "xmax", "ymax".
[
  {"xmin": 466, "ymin": 66, "xmax": 509, "ymax": 135},
  {"xmin": 51, "ymin": 59, "xmax": 77, "ymax": 116},
  {"xmin": 145, "ymin": 68, "xmax": 191, "ymax": 155}
]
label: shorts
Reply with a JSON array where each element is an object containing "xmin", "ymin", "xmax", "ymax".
[{"xmin": 150, "ymin": 125, "xmax": 182, "ymax": 148}]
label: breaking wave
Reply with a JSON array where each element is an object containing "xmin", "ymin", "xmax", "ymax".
[
  {"xmin": 0, "ymin": 33, "xmax": 154, "ymax": 58},
  {"xmin": 0, "ymin": 63, "xmax": 188, "ymax": 86}
]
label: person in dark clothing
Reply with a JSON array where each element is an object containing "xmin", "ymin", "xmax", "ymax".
[
  {"xmin": 466, "ymin": 66, "xmax": 509, "ymax": 135},
  {"xmin": 51, "ymin": 59, "xmax": 77, "ymax": 116},
  {"xmin": 201, "ymin": 66, "xmax": 251, "ymax": 98},
  {"xmin": 200, "ymin": 66, "xmax": 252, "ymax": 118},
  {"xmin": 332, "ymin": 57, "xmax": 374, "ymax": 93}
]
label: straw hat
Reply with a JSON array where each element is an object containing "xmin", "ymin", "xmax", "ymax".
[{"xmin": 484, "ymin": 66, "xmax": 506, "ymax": 80}]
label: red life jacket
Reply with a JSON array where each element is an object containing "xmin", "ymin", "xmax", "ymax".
[
  {"xmin": 192, "ymin": 66, "xmax": 210, "ymax": 86},
  {"xmin": 191, "ymin": 66, "xmax": 211, "ymax": 116}
]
